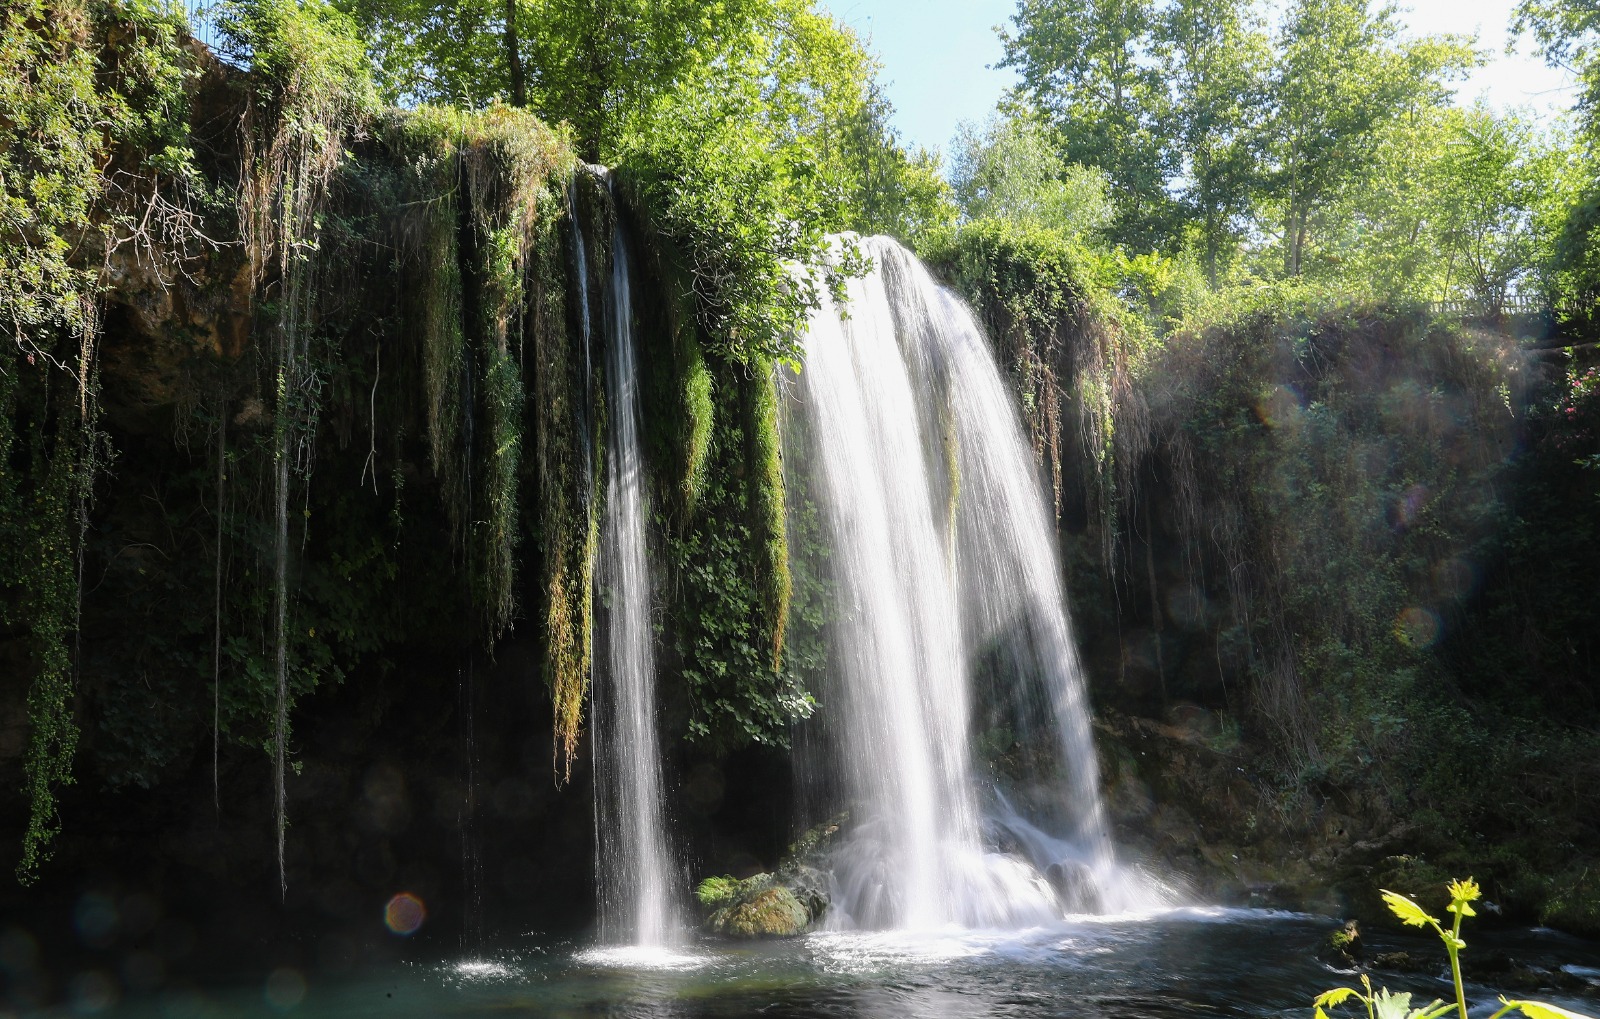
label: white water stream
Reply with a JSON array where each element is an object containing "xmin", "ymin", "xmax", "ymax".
[
  {"xmin": 787, "ymin": 236, "xmax": 1164, "ymax": 930},
  {"xmin": 591, "ymin": 201, "xmax": 681, "ymax": 948}
]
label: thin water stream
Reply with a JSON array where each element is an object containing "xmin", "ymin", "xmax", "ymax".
[{"xmin": 591, "ymin": 200, "xmax": 681, "ymax": 949}]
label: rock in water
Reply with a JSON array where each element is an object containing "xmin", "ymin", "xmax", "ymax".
[
  {"xmin": 710, "ymin": 884, "xmax": 810, "ymax": 938},
  {"xmin": 1046, "ymin": 859, "xmax": 1103, "ymax": 913},
  {"xmin": 694, "ymin": 815, "xmax": 846, "ymax": 938},
  {"xmin": 1318, "ymin": 919, "xmax": 1363, "ymax": 966}
]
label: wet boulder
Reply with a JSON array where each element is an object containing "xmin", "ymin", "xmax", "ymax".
[
  {"xmin": 695, "ymin": 814, "xmax": 847, "ymax": 938},
  {"xmin": 1045, "ymin": 859, "xmax": 1102, "ymax": 913},
  {"xmin": 697, "ymin": 874, "xmax": 810, "ymax": 938},
  {"xmin": 1317, "ymin": 920, "xmax": 1363, "ymax": 967}
]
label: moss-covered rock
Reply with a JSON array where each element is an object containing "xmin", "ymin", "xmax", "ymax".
[
  {"xmin": 1318, "ymin": 920, "xmax": 1363, "ymax": 966},
  {"xmin": 698, "ymin": 873, "xmax": 809, "ymax": 937},
  {"xmin": 710, "ymin": 881, "xmax": 809, "ymax": 938},
  {"xmin": 694, "ymin": 814, "xmax": 846, "ymax": 938}
]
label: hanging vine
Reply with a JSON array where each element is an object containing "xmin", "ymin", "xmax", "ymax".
[
  {"xmin": 540, "ymin": 165, "xmax": 602, "ymax": 781},
  {"xmin": 219, "ymin": 0, "xmax": 375, "ymax": 895},
  {"xmin": 0, "ymin": 343, "xmax": 98, "ymax": 882}
]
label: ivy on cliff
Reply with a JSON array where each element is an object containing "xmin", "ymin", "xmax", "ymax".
[
  {"xmin": 1, "ymin": 0, "xmax": 200, "ymax": 881},
  {"xmin": 660, "ymin": 367, "xmax": 821, "ymax": 752}
]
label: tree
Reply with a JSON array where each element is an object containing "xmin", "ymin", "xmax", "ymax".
[
  {"xmin": 1435, "ymin": 107, "xmax": 1576, "ymax": 314},
  {"xmin": 1157, "ymin": 0, "xmax": 1270, "ymax": 282},
  {"xmin": 1514, "ymin": 0, "xmax": 1600, "ymax": 137},
  {"xmin": 948, "ymin": 113, "xmax": 1114, "ymax": 240},
  {"xmin": 1313, "ymin": 102, "xmax": 1461, "ymax": 299},
  {"xmin": 335, "ymin": 0, "xmax": 506, "ymax": 107},
  {"xmin": 999, "ymin": 0, "xmax": 1177, "ymax": 250},
  {"xmin": 1260, "ymin": 0, "xmax": 1474, "ymax": 276},
  {"xmin": 1514, "ymin": 0, "xmax": 1600, "ymax": 333},
  {"xmin": 338, "ymin": 0, "xmax": 771, "ymax": 157}
]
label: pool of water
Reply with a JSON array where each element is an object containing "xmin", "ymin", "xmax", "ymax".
[{"xmin": 20, "ymin": 908, "xmax": 1600, "ymax": 1019}]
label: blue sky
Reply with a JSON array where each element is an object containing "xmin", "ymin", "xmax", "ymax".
[{"xmin": 827, "ymin": 0, "xmax": 1576, "ymax": 161}]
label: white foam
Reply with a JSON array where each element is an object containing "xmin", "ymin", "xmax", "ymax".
[
  {"xmin": 574, "ymin": 945, "xmax": 710, "ymax": 971},
  {"xmin": 444, "ymin": 959, "xmax": 518, "ymax": 983}
]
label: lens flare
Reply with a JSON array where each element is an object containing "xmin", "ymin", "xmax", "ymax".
[
  {"xmin": 384, "ymin": 893, "xmax": 425, "ymax": 936},
  {"xmin": 1393, "ymin": 606, "xmax": 1441, "ymax": 649},
  {"xmin": 263, "ymin": 967, "xmax": 305, "ymax": 1010}
]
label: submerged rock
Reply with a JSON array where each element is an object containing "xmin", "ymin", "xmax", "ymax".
[
  {"xmin": 1370, "ymin": 951, "xmax": 1427, "ymax": 974},
  {"xmin": 1045, "ymin": 859, "xmax": 1102, "ymax": 913}
]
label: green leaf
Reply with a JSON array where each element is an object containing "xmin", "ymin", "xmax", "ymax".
[
  {"xmin": 1317, "ymin": 988, "xmax": 1361, "ymax": 1008},
  {"xmin": 1372, "ymin": 989, "xmax": 1414, "ymax": 1019},
  {"xmin": 1381, "ymin": 890, "xmax": 1439, "ymax": 928}
]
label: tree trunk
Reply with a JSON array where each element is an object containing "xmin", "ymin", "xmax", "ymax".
[{"xmin": 503, "ymin": 0, "xmax": 525, "ymax": 107}]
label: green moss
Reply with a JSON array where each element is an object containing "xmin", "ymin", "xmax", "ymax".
[
  {"xmin": 380, "ymin": 120, "xmax": 466, "ymax": 520},
  {"xmin": 742, "ymin": 357, "xmax": 791, "ymax": 670},
  {"xmin": 695, "ymin": 875, "xmax": 742, "ymax": 909},
  {"xmin": 1538, "ymin": 867, "xmax": 1600, "ymax": 938},
  {"xmin": 619, "ymin": 186, "xmax": 715, "ymax": 528},
  {"xmin": 660, "ymin": 360, "xmax": 819, "ymax": 751},
  {"xmin": 681, "ymin": 351, "xmax": 714, "ymax": 517},
  {"xmin": 1, "ymin": 0, "xmax": 199, "ymax": 881},
  {"xmin": 699, "ymin": 874, "xmax": 810, "ymax": 938},
  {"xmin": 712, "ymin": 885, "xmax": 809, "ymax": 938},
  {"xmin": 921, "ymin": 219, "xmax": 1145, "ymax": 577},
  {"xmin": 376, "ymin": 107, "xmax": 575, "ymax": 653}
]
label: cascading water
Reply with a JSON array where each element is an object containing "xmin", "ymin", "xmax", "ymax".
[
  {"xmin": 787, "ymin": 236, "xmax": 1165, "ymax": 931},
  {"xmin": 591, "ymin": 199, "xmax": 681, "ymax": 948}
]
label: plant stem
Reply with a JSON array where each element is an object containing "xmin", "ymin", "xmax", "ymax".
[{"xmin": 1449, "ymin": 911, "xmax": 1468, "ymax": 1019}]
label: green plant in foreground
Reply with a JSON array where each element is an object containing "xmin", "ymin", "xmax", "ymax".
[{"xmin": 1315, "ymin": 878, "xmax": 1594, "ymax": 1019}]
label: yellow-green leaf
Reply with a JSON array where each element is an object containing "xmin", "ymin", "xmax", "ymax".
[
  {"xmin": 1381, "ymin": 890, "xmax": 1438, "ymax": 928},
  {"xmin": 1446, "ymin": 877, "xmax": 1480, "ymax": 916},
  {"xmin": 1317, "ymin": 988, "xmax": 1360, "ymax": 1009}
]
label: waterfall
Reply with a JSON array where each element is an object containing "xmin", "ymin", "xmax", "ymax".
[
  {"xmin": 591, "ymin": 202, "xmax": 681, "ymax": 947},
  {"xmin": 787, "ymin": 236, "xmax": 1159, "ymax": 931}
]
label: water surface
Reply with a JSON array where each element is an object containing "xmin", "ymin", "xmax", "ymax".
[{"xmin": 36, "ymin": 909, "xmax": 1600, "ymax": 1018}]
